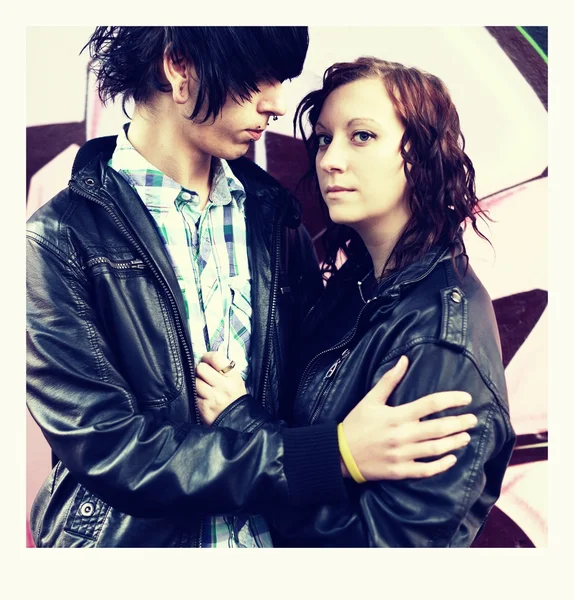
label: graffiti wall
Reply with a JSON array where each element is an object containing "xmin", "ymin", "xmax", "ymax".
[{"xmin": 26, "ymin": 26, "xmax": 548, "ymax": 547}]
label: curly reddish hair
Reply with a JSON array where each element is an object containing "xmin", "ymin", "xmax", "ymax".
[{"xmin": 294, "ymin": 56, "xmax": 491, "ymax": 280}]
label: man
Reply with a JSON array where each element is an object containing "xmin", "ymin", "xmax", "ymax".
[{"xmin": 27, "ymin": 26, "xmax": 476, "ymax": 547}]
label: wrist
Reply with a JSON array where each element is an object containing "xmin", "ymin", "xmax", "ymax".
[
  {"xmin": 337, "ymin": 422, "xmax": 367, "ymax": 484},
  {"xmin": 340, "ymin": 457, "xmax": 350, "ymax": 478}
]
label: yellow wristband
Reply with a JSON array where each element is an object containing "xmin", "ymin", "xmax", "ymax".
[{"xmin": 337, "ymin": 422, "xmax": 367, "ymax": 484}]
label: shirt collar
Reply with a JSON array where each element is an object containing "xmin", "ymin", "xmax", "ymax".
[
  {"xmin": 211, "ymin": 157, "xmax": 247, "ymax": 210},
  {"xmin": 110, "ymin": 123, "xmax": 246, "ymax": 210}
]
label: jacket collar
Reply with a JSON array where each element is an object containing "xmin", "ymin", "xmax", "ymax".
[
  {"xmin": 376, "ymin": 241, "xmax": 463, "ymax": 299},
  {"xmin": 70, "ymin": 135, "xmax": 302, "ymax": 229}
]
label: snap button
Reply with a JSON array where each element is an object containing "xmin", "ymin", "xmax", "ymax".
[
  {"xmin": 79, "ymin": 501, "xmax": 95, "ymax": 517},
  {"xmin": 84, "ymin": 178, "xmax": 95, "ymax": 186},
  {"xmin": 450, "ymin": 290, "xmax": 462, "ymax": 303},
  {"xmin": 180, "ymin": 191, "xmax": 192, "ymax": 201}
]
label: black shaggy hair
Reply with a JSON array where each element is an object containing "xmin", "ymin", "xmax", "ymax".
[{"xmin": 82, "ymin": 26, "xmax": 309, "ymax": 122}]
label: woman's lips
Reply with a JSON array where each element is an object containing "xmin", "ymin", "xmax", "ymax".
[{"xmin": 326, "ymin": 187, "xmax": 355, "ymax": 195}]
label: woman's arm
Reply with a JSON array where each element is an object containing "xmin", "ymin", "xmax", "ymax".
[{"xmin": 267, "ymin": 345, "xmax": 515, "ymax": 547}]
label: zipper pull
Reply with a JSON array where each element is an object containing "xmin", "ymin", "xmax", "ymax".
[
  {"xmin": 129, "ymin": 259, "xmax": 146, "ymax": 269},
  {"xmin": 324, "ymin": 348, "xmax": 351, "ymax": 379}
]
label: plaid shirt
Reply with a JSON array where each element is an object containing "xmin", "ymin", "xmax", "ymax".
[{"xmin": 109, "ymin": 125, "xmax": 272, "ymax": 548}]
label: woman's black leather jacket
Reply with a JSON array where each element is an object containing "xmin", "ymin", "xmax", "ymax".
[
  {"xmin": 216, "ymin": 244, "xmax": 516, "ymax": 547},
  {"xmin": 26, "ymin": 136, "xmax": 345, "ymax": 547}
]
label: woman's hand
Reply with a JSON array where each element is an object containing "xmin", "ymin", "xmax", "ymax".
[
  {"xmin": 196, "ymin": 351, "xmax": 247, "ymax": 425},
  {"xmin": 341, "ymin": 356, "xmax": 477, "ymax": 480}
]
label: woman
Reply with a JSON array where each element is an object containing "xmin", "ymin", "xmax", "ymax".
[{"xmin": 196, "ymin": 57, "xmax": 515, "ymax": 547}]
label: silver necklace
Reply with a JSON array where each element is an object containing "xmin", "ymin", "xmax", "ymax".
[{"xmin": 357, "ymin": 269, "xmax": 375, "ymax": 304}]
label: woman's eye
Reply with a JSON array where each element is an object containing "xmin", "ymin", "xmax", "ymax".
[
  {"xmin": 353, "ymin": 131, "xmax": 375, "ymax": 143},
  {"xmin": 316, "ymin": 134, "xmax": 332, "ymax": 147}
]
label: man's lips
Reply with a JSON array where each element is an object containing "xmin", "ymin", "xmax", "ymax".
[{"xmin": 246, "ymin": 130, "xmax": 263, "ymax": 141}]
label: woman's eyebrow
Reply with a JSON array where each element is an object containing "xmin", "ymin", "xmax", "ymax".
[
  {"xmin": 315, "ymin": 117, "xmax": 382, "ymax": 131},
  {"xmin": 346, "ymin": 117, "xmax": 382, "ymax": 127}
]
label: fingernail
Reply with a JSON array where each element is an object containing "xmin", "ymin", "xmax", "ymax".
[
  {"xmin": 395, "ymin": 355, "xmax": 407, "ymax": 369},
  {"xmin": 467, "ymin": 414, "xmax": 478, "ymax": 427},
  {"xmin": 462, "ymin": 433, "xmax": 471, "ymax": 444},
  {"xmin": 460, "ymin": 392, "xmax": 472, "ymax": 404}
]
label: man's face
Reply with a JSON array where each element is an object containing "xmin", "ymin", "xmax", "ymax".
[{"xmin": 185, "ymin": 79, "xmax": 287, "ymax": 161}]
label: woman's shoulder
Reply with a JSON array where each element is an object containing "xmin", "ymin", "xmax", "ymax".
[
  {"xmin": 371, "ymin": 256, "xmax": 497, "ymax": 347},
  {"xmin": 407, "ymin": 253, "xmax": 493, "ymax": 310}
]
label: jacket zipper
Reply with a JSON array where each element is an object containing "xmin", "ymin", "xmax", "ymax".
[
  {"xmin": 296, "ymin": 259, "xmax": 438, "ymax": 412},
  {"xmin": 71, "ymin": 184, "xmax": 199, "ymax": 417},
  {"xmin": 308, "ymin": 348, "xmax": 351, "ymax": 424},
  {"xmin": 71, "ymin": 183, "xmax": 204, "ymax": 547},
  {"xmin": 295, "ymin": 310, "xmax": 363, "ymax": 406},
  {"xmin": 84, "ymin": 256, "xmax": 147, "ymax": 270},
  {"xmin": 293, "ymin": 287, "xmax": 387, "ymax": 422},
  {"xmin": 196, "ymin": 520, "xmax": 203, "ymax": 549},
  {"xmin": 324, "ymin": 347, "xmax": 351, "ymax": 379},
  {"xmin": 258, "ymin": 210, "xmax": 283, "ymax": 412}
]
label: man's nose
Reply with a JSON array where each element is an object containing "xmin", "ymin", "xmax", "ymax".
[{"xmin": 258, "ymin": 81, "xmax": 287, "ymax": 117}]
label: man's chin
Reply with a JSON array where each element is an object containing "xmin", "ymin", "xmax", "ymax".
[{"xmin": 217, "ymin": 142, "xmax": 251, "ymax": 161}]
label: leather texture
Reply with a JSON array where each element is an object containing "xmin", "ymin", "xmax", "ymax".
[
  {"xmin": 26, "ymin": 136, "xmax": 341, "ymax": 548},
  {"xmin": 218, "ymin": 245, "xmax": 516, "ymax": 547}
]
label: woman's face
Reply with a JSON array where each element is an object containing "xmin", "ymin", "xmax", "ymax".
[{"xmin": 315, "ymin": 77, "xmax": 410, "ymax": 240}]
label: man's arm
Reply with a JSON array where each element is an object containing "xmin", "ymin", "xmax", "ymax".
[
  {"xmin": 26, "ymin": 235, "xmax": 345, "ymax": 519},
  {"xmin": 197, "ymin": 352, "xmax": 477, "ymax": 481}
]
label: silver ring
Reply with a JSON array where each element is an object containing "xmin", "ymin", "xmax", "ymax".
[{"xmin": 218, "ymin": 360, "xmax": 236, "ymax": 375}]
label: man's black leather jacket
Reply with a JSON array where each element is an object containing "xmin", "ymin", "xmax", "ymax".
[
  {"xmin": 26, "ymin": 136, "xmax": 346, "ymax": 547},
  {"xmin": 216, "ymin": 245, "xmax": 517, "ymax": 546}
]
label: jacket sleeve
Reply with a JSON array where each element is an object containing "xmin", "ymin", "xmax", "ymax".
[
  {"xmin": 212, "ymin": 394, "xmax": 275, "ymax": 433},
  {"xmin": 26, "ymin": 235, "xmax": 346, "ymax": 519},
  {"xmin": 264, "ymin": 343, "xmax": 515, "ymax": 547}
]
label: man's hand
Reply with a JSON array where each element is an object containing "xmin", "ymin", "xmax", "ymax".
[
  {"xmin": 341, "ymin": 356, "xmax": 477, "ymax": 480},
  {"xmin": 196, "ymin": 351, "xmax": 247, "ymax": 425}
]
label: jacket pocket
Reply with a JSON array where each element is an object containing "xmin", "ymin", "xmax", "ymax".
[
  {"xmin": 31, "ymin": 464, "xmax": 110, "ymax": 547},
  {"xmin": 63, "ymin": 485, "xmax": 111, "ymax": 543},
  {"xmin": 87, "ymin": 252, "xmax": 184, "ymax": 408}
]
